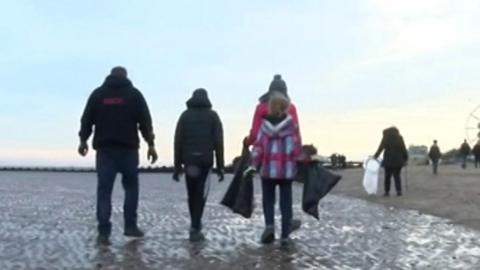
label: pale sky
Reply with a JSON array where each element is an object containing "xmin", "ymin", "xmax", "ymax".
[{"xmin": 1, "ymin": 0, "xmax": 479, "ymax": 166}]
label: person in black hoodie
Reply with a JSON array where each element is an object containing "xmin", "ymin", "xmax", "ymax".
[
  {"xmin": 473, "ymin": 141, "xmax": 480, "ymax": 168},
  {"xmin": 428, "ymin": 140, "xmax": 442, "ymax": 175},
  {"xmin": 460, "ymin": 140, "xmax": 471, "ymax": 169},
  {"xmin": 173, "ymin": 88, "xmax": 224, "ymax": 242},
  {"xmin": 374, "ymin": 127, "xmax": 408, "ymax": 197},
  {"xmin": 78, "ymin": 67, "xmax": 158, "ymax": 245}
]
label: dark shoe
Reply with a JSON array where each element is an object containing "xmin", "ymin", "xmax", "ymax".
[
  {"xmin": 97, "ymin": 235, "xmax": 111, "ymax": 246},
  {"xmin": 289, "ymin": 219, "xmax": 301, "ymax": 234},
  {"xmin": 280, "ymin": 237, "xmax": 293, "ymax": 248},
  {"xmin": 189, "ymin": 229, "xmax": 205, "ymax": 242},
  {"xmin": 397, "ymin": 192, "xmax": 402, "ymax": 197},
  {"xmin": 260, "ymin": 226, "xmax": 275, "ymax": 244},
  {"xmin": 383, "ymin": 192, "xmax": 390, "ymax": 197},
  {"xmin": 124, "ymin": 227, "xmax": 145, "ymax": 238}
]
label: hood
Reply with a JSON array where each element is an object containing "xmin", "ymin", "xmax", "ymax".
[
  {"xmin": 382, "ymin": 126, "xmax": 403, "ymax": 146},
  {"xmin": 103, "ymin": 75, "xmax": 133, "ymax": 88},
  {"xmin": 186, "ymin": 88, "xmax": 212, "ymax": 109},
  {"xmin": 260, "ymin": 115, "xmax": 296, "ymax": 138},
  {"xmin": 383, "ymin": 126, "xmax": 400, "ymax": 137}
]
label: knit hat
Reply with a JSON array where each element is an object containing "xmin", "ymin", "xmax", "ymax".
[
  {"xmin": 259, "ymin": 74, "xmax": 289, "ymax": 102},
  {"xmin": 110, "ymin": 66, "xmax": 128, "ymax": 77},
  {"xmin": 268, "ymin": 74, "xmax": 288, "ymax": 96}
]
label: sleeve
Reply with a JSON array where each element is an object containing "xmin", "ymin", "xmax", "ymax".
[
  {"xmin": 289, "ymin": 104, "xmax": 300, "ymax": 131},
  {"xmin": 373, "ymin": 137, "xmax": 385, "ymax": 159},
  {"xmin": 174, "ymin": 113, "xmax": 184, "ymax": 170},
  {"xmin": 250, "ymin": 130, "xmax": 265, "ymax": 169},
  {"xmin": 78, "ymin": 93, "xmax": 96, "ymax": 142},
  {"xmin": 137, "ymin": 91, "xmax": 155, "ymax": 147},
  {"xmin": 246, "ymin": 104, "xmax": 263, "ymax": 146},
  {"xmin": 401, "ymin": 138, "xmax": 409, "ymax": 161},
  {"xmin": 293, "ymin": 123, "xmax": 302, "ymax": 158},
  {"xmin": 213, "ymin": 111, "xmax": 225, "ymax": 170}
]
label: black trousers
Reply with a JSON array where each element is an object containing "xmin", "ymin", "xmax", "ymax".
[
  {"xmin": 185, "ymin": 165, "xmax": 211, "ymax": 231},
  {"xmin": 432, "ymin": 161, "xmax": 438, "ymax": 174},
  {"xmin": 384, "ymin": 167, "xmax": 402, "ymax": 194}
]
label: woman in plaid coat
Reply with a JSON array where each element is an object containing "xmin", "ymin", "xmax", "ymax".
[{"xmin": 245, "ymin": 93, "xmax": 302, "ymax": 247}]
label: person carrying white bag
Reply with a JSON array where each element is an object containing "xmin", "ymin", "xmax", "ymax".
[{"xmin": 372, "ymin": 127, "xmax": 409, "ymax": 197}]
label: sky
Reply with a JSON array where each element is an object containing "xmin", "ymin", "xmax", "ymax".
[{"xmin": 1, "ymin": 0, "xmax": 480, "ymax": 167}]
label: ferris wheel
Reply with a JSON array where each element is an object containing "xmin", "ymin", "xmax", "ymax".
[{"xmin": 465, "ymin": 105, "xmax": 480, "ymax": 144}]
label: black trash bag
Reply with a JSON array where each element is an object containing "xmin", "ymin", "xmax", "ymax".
[
  {"xmin": 300, "ymin": 161, "xmax": 342, "ymax": 219},
  {"xmin": 232, "ymin": 172, "xmax": 254, "ymax": 218},
  {"xmin": 220, "ymin": 147, "xmax": 251, "ymax": 209}
]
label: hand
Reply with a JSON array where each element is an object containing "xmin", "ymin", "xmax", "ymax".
[
  {"xmin": 243, "ymin": 166, "xmax": 256, "ymax": 178},
  {"xmin": 216, "ymin": 169, "xmax": 225, "ymax": 182},
  {"xmin": 147, "ymin": 146, "xmax": 158, "ymax": 164},
  {"xmin": 78, "ymin": 141, "xmax": 88, "ymax": 156},
  {"xmin": 172, "ymin": 168, "xmax": 182, "ymax": 182},
  {"xmin": 243, "ymin": 136, "xmax": 250, "ymax": 148}
]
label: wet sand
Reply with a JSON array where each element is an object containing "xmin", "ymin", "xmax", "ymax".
[
  {"xmin": 333, "ymin": 164, "xmax": 480, "ymax": 231},
  {"xmin": 0, "ymin": 171, "xmax": 479, "ymax": 269}
]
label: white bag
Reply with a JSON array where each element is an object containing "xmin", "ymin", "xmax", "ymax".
[{"xmin": 362, "ymin": 157, "xmax": 380, "ymax": 195}]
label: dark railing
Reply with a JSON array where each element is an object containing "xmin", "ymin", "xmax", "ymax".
[{"xmin": 0, "ymin": 162, "xmax": 363, "ymax": 174}]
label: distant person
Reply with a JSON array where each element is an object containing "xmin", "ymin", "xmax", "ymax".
[
  {"xmin": 428, "ymin": 140, "xmax": 442, "ymax": 175},
  {"xmin": 173, "ymin": 89, "xmax": 224, "ymax": 242},
  {"xmin": 473, "ymin": 142, "xmax": 480, "ymax": 168},
  {"xmin": 78, "ymin": 66, "xmax": 158, "ymax": 245},
  {"xmin": 339, "ymin": 155, "xmax": 347, "ymax": 168},
  {"xmin": 373, "ymin": 127, "xmax": 408, "ymax": 197},
  {"xmin": 244, "ymin": 93, "xmax": 302, "ymax": 247},
  {"xmin": 460, "ymin": 140, "xmax": 471, "ymax": 169},
  {"xmin": 330, "ymin": 154, "xmax": 338, "ymax": 169},
  {"xmin": 243, "ymin": 74, "xmax": 301, "ymax": 233}
]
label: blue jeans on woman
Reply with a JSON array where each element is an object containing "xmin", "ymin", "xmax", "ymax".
[{"xmin": 261, "ymin": 179, "xmax": 293, "ymax": 238}]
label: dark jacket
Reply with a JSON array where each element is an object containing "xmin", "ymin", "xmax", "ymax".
[
  {"xmin": 174, "ymin": 89, "xmax": 224, "ymax": 170},
  {"xmin": 79, "ymin": 75, "xmax": 155, "ymax": 149},
  {"xmin": 473, "ymin": 144, "xmax": 480, "ymax": 158},
  {"xmin": 460, "ymin": 142, "xmax": 472, "ymax": 156},
  {"xmin": 428, "ymin": 145, "xmax": 441, "ymax": 162},
  {"xmin": 374, "ymin": 127, "xmax": 408, "ymax": 168}
]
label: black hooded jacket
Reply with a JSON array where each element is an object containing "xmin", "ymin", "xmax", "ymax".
[
  {"xmin": 374, "ymin": 127, "xmax": 408, "ymax": 168},
  {"xmin": 79, "ymin": 75, "xmax": 155, "ymax": 149},
  {"xmin": 174, "ymin": 89, "xmax": 224, "ymax": 170},
  {"xmin": 460, "ymin": 142, "xmax": 471, "ymax": 156}
]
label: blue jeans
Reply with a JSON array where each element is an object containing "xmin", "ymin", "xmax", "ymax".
[
  {"xmin": 96, "ymin": 148, "xmax": 139, "ymax": 236},
  {"xmin": 261, "ymin": 179, "xmax": 293, "ymax": 238}
]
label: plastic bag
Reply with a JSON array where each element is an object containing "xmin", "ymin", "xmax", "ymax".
[
  {"xmin": 232, "ymin": 172, "xmax": 254, "ymax": 218},
  {"xmin": 300, "ymin": 162, "xmax": 342, "ymax": 220},
  {"xmin": 221, "ymin": 148, "xmax": 250, "ymax": 208},
  {"xmin": 362, "ymin": 157, "xmax": 380, "ymax": 195},
  {"xmin": 221, "ymin": 147, "xmax": 254, "ymax": 218}
]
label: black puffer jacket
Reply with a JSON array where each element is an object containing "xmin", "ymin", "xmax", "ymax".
[
  {"xmin": 473, "ymin": 144, "xmax": 480, "ymax": 158},
  {"xmin": 79, "ymin": 75, "xmax": 155, "ymax": 149},
  {"xmin": 174, "ymin": 89, "xmax": 224, "ymax": 170},
  {"xmin": 374, "ymin": 127, "xmax": 408, "ymax": 168}
]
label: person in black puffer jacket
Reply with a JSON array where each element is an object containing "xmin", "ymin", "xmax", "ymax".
[
  {"xmin": 374, "ymin": 127, "xmax": 408, "ymax": 197},
  {"xmin": 173, "ymin": 88, "xmax": 224, "ymax": 242}
]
